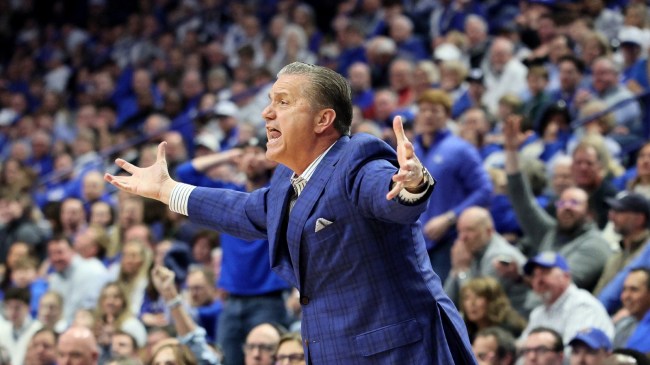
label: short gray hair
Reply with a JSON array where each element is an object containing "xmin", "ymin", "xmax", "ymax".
[{"xmin": 278, "ymin": 62, "xmax": 352, "ymax": 135}]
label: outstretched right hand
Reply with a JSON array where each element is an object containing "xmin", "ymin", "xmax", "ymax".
[{"xmin": 104, "ymin": 141, "xmax": 177, "ymax": 204}]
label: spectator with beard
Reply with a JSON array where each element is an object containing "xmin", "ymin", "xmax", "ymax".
[
  {"xmin": 594, "ymin": 194, "xmax": 650, "ymax": 295},
  {"xmin": 519, "ymin": 252, "xmax": 614, "ymax": 346},
  {"xmin": 504, "ymin": 116, "xmax": 611, "ymax": 291}
]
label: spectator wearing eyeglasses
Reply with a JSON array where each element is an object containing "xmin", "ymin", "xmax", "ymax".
[
  {"xmin": 568, "ymin": 327, "xmax": 612, "ymax": 365},
  {"xmin": 519, "ymin": 327, "xmax": 564, "ymax": 365},
  {"xmin": 273, "ymin": 333, "xmax": 305, "ymax": 365},
  {"xmin": 243, "ymin": 323, "xmax": 283, "ymax": 365},
  {"xmin": 504, "ymin": 116, "xmax": 611, "ymax": 292}
]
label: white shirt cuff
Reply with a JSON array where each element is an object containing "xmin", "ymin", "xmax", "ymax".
[
  {"xmin": 396, "ymin": 169, "xmax": 434, "ymax": 204},
  {"xmin": 169, "ymin": 183, "xmax": 196, "ymax": 216}
]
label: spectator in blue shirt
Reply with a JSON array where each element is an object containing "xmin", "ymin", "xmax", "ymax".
[
  {"xmin": 412, "ymin": 89, "xmax": 492, "ymax": 282},
  {"xmin": 176, "ymin": 138, "xmax": 289, "ymax": 365},
  {"xmin": 186, "ymin": 266, "xmax": 222, "ymax": 344}
]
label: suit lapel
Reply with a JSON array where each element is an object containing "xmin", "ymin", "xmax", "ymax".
[
  {"xmin": 266, "ymin": 166, "xmax": 296, "ymax": 286},
  {"xmin": 286, "ymin": 137, "xmax": 348, "ymax": 286}
]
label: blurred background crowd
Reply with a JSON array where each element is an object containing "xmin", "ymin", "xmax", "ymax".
[{"xmin": 1, "ymin": 0, "xmax": 650, "ymax": 364}]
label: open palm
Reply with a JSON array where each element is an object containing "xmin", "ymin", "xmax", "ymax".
[{"xmin": 104, "ymin": 142, "xmax": 176, "ymax": 204}]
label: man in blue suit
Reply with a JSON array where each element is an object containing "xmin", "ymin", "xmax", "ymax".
[{"xmin": 105, "ymin": 62, "xmax": 476, "ymax": 364}]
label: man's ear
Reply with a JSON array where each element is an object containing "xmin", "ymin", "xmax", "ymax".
[{"xmin": 314, "ymin": 108, "xmax": 337, "ymax": 134}]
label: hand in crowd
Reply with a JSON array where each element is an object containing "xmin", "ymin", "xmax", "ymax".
[
  {"xmin": 141, "ymin": 313, "xmax": 169, "ymax": 328},
  {"xmin": 573, "ymin": 88, "xmax": 593, "ymax": 108},
  {"xmin": 612, "ymin": 307, "xmax": 631, "ymax": 324},
  {"xmin": 492, "ymin": 257, "xmax": 521, "ymax": 281},
  {"xmin": 151, "ymin": 265, "xmax": 179, "ymax": 301},
  {"xmin": 104, "ymin": 142, "xmax": 177, "ymax": 205},
  {"xmin": 424, "ymin": 214, "xmax": 453, "ymax": 242},
  {"xmin": 96, "ymin": 314, "xmax": 116, "ymax": 346},
  {"xmin": 502, "ymin": 115, "xmax": 527, "ymax": 152},
  {"xmin": 387, "ymin": 116, "xmax": 425, "ymax": 200},
  {"xmin": 450, "ymin": 239, "xmax": 472, "ymax": 272}
]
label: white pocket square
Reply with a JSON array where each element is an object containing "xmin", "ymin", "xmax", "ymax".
[{"xmin": 315, "ymin": 218, "xmax": 333, "ymax": 232}]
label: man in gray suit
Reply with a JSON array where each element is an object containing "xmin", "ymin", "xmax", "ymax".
[{"xmin": 444, "ymin": 206, "xmax": 531, "ymax": 315}]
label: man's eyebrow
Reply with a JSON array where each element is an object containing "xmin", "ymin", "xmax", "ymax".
[{"xmin": 268, "ymin": 91, "xmax": 289, "ymax": 99}]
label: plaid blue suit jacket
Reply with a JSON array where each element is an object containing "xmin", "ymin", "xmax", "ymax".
[{"xmin": 188, "ymin": 134, "xmax": 477, "ymax": 364}]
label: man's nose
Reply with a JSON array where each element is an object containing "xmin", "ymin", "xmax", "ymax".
[{"xmin": 262, "ymin": 104, "xmax": 274, "ymax": 120}]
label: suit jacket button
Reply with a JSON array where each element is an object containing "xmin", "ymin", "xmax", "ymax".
[{"xmin": 300, "ymin": 296, "xmax": 310, "ymax": 305}]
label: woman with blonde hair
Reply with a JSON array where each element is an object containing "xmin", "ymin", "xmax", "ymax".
[
  {"xmin": 149, "ymin": 342, "xmax": 197, "ymax": 365},
  {"xmin": 460, "ymin": 276, "xmax": 527, "ymax": 341},
  {"xmin": 115, "ymin": 239, "xmax": 152, "ymax": 315},
  {"xmin": 94, "ymin": 282, "xmax": 147, "ymax": 353}
]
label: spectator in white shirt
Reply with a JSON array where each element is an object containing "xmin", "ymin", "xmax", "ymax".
[
  {"xmin": 519, "ymin": 252, "xmax": 614, "ymax": 345},
  {"xmin": 0, "ymin": 287, "xmax": 42, "ymax": 364},
  {"xmin": 47, "ymin": 236, "xmax": 109, "ymax": 324}
]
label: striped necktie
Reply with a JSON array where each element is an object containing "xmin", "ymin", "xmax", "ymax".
[{"xmin": 290, "ymin": 176, "xmax": 306, "ymax": 211}]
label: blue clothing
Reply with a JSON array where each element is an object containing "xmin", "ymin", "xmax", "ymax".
[
  {"xmin": 139, "ymin": 293, "xmax": 166, "ymax": 319},
  {"xmin": 613, "ymin": 167, "xmax": 636, "ymax": 191},
  {"xmin": 26, "ymin": 155, "xmax": 54, "ymax": 179},
  {"xmin": 192, "ymin": 300, "xmax": 222, "ymax": 344},
  {"xmin": 175, "ymin": 163, "xmax": 244, "ymax": 195},
  {"xmin": 175, "ymin": 161, "xmax": 289, "ymax": 295},
  {"xmin": 218, "ymin": 127, "xmax": 239, "ymax": 152},
  {"xmin": 630, "ymin": 58, "xmax": 650, "ymax": 91},
  {"xmin": 219, "ymin": 234, "xmax": 290, "ymax": 295},
  {"xmin": 396, "ymin": 37, "xmax": 429, "ymax": 61},
  {"xmin": 0, "ymin": 279, "xmax": 48, "ymax": 319},
  {"xmin": 352, "ymin": 89, "xmax": 375, "ymax": 115},
  {"xmin": 451, "ymin": 90, "xmax": 473, "ymax": 120},
  {"xmin": 414, "ymin": 130, "xmax": 493, "ymax": 250},
  {"xmin": 598, "ymin": 239, "xmax": 650, "ymax": 313},
  {"xmin": 625, "ymin": 310, "xmax": 650, "ymax": 353},
  {"xmin": 29, "ymin": 279, "xmax": 48, "ymax": 319},
  {"xmin": 33, "ymin": 179, "xmax": 77, "ymax": 209},
  {"xmin": 217, "ymin": 294, "xmax": 288, "ymax": 365},
  {"xmin": 490, "ymin": 194, "xmax": 523, "ymax": 236},
  {"xmin": 479, "ymin": 144, "xmax": 502, "ymax": 161},
  {"xmin": 178, "ymin": 155, "xmax": 292, "ymax": 365},
  {"xmin": 337, "ymin": 46, "xmax": 367, "ymax": 77},
  {"xmin": 186, "ymin": 134, "xmax": 477, "ymax": 364},
  {"xmin": 171, "ymin": 113, "xmax": 197, "ymax": 157}
]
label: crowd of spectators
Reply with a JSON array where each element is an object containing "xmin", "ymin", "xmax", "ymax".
[{"xmin": 1, "ymin": 0, "xmax": 650, "ymax": 364}]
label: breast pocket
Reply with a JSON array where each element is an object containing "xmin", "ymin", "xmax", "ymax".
[
  {"xmin": 309, "ymin": 218, "xmax": 340, "ymax": 244},
  {"xmin": 354, "ymin": 318, "xmax": 423, "ymax": 357}
]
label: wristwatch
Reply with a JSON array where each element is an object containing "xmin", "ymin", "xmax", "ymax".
[{"xmin": 407, "ymin": 166, "xmax": 434, "ymax": 193}]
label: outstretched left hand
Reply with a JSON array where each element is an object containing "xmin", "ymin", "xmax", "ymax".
[{"xmin": 386, "ymin": 116, "xmax": 425, "ymax": 200}]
